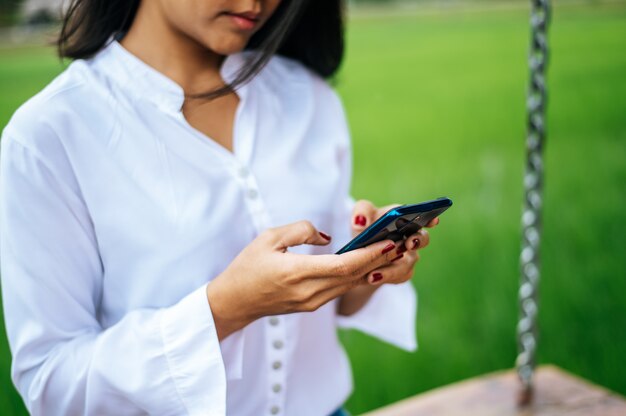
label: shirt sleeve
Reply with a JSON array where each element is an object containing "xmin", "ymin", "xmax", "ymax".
[
  {"xmin": 321, "ymin": 84, "xmax": 418, "ymax": 352},
  {"xmin": 0, "ymin": 129, "xmax": 232, "ymax": 415}
]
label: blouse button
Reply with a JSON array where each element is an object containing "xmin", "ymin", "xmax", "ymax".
[
  {"xmin": 272, "ymin": 383, "xmax": 282, "ymax": 393},
  {"xmin": 272, "ymin": 360, "xmax": 282, "ymax": 370},
  {"xmin": 247, "ymin": 188, "xmax": 258, "ymax": 199},
  {"xmin": 269, "ymin": 316, "xmax": 279, "ymax": 326},
  {"xmin": 273, "ymin": 340, "xmax": 284, "ymax": 349},
  {"xmin": 238, "ymin": 166, "xmax": 249, "ymax": 178},
  {"xmin": 270, "ymin": 405, "xmax": 280, "ymax": 414}
]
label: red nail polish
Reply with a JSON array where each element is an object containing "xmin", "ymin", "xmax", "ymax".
[
  {"xmin": 319, "ymin": 231, "xmax": 331, "ymax": 241},
  {"xmin": 354, "ymin": 215, "xmax": 367, "ymax": 227},
  {"xmin": 372, "ymin": 273, "xmax": 383, "ymax": 282},
  {"xmin": 396, "ymin": 245, "xmax": 407, "ymax": 254},
  {"xmin": 412, "ymin": 238, "xmax": 420, "ymax": 249},
  {"xmin": 391, "ymin": 254, "xmax": 404, "ymax": 262},
  {"xmin": 382, "ymin": 243, "xmax": 395, "ymax": 254}
]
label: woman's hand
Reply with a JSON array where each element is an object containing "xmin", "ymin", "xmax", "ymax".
[
  {"xmin": 337, "ymin": 200, "xmax": 439, "ymax": 316},
  {"xmin": 206, "ymin": 220, "xmax": 404, "ymax": 340},
  {"xmin": 351, "ymin": 199, "xmax": 439, "ymax": 285}
]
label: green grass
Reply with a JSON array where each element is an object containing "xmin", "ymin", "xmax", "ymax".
[
  {"xmin": 1, "ymin": 3, "xmax": 625, "ymax": 414},
  {"xmin": 335, "ymin": 3, "xmax": 626, "ymax": 413}
]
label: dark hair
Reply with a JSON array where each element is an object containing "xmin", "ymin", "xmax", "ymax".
[{"xmin": 56, "ymin": 0, "xmax": 345, "ymax": 100}]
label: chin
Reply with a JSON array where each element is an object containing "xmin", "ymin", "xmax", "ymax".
[{"xmin": 204, "ymin": 34, "xmax": 250, "ymax": 56}]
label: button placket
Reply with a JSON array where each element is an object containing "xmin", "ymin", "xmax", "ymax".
[
  {"xmin": 232, "ymin": 162, "xmax": 284, "ymax": 414},
  {"xmin": 233, "ymin": 163, "xmax": 270, "ymax": 232},
  {"xmin": 237, "ymin": 166, "xmax": 250, "ymax": 178},
  {"xmin": 266, "ymin": 313, "xmax": 286, "ymax": 414}
]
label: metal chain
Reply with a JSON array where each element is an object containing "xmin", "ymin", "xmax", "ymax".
[{"xmin": 516, "ymin": 0, "xmax": 550, "ymax": 405}]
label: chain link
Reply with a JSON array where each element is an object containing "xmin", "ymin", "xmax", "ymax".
[{"xmin": 516, "ymin": 0, "xmax": 550, "ymax": 405}]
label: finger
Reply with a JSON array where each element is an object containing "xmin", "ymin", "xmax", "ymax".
[
  {"xmin": 352, "ymin": 200, "xmax": 378, "ymax": 233},
  {"xmin": 305, "ymin": 275, "xmax": 368, "ymax": 312},
  {"xmin": 376, "ymin": 203, "xmax": 401, "ymax": 219},
  {"xmin": 265, "ymin": 220, "xmax": 332, "ymax": 251},
  {"xmin": 425, "ymin": 217, "xmax": 440, "ymax": 228},
  {"xmin": 404, "ymin": 229, "xmax": 430, "ymax": 251},
  {"xmin": 416, "ymin": 228, "xmax": 430, "ymax": 249},
  {"xmin": 299, "ymin": 238, "xmax": 403, "ymax": 281},
  {"xmin": 367, "ymin": 250, "xmax": 420, "ymax": 285},
  {"xmin": 338, "ymin": 238, "xmax": 406, "ymax": 276},
  {"xmin": 312, "ymin": 249, "xmax": 413, "ymax": 305}
]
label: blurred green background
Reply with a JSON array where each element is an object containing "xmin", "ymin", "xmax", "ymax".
[{"xmin": 1, "ymin": 1, "xmax": 625, "ymax": 415}]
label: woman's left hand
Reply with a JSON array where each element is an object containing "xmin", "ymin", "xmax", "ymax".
[
  {"xmin": 336, "ymin": 199, "xmax": 440, "ymax": 316},
  {"xmin": 351, "ymin": 199, "xmax": 439, "ymax": 285}
]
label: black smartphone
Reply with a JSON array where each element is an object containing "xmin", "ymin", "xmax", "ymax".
[{"xmin": 335, "ymin": 197, "xmax": 453, "ymax": 254}]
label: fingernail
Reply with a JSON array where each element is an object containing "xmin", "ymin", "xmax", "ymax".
[
  {"xmin": 382, "ymin": 243, "xmax": 395, "ymax": 254},
  {"xmin": 412, "ymin": 238, "xmax": 420, "ymax": 249},
  {"xmin": 435, "ymin": 217, "xmax": 440, "ymax": 225},
  {"xmin": 354, "ymin": 215, "xmax": 367, "ymax": 227},
  {"xmin": 396, "ymin": 245, "xmax": 407, "ymax": 254},
  {"xmin": 391, "ymin": 254, "xmax": 404, "ymax": 262},
  {"xmin": 319, "ymin": 231, "xmax": 331, "ymax": 241},
  {"xmin": 372, "ymin": 272, "xmax": 383, "ymax": 283}
]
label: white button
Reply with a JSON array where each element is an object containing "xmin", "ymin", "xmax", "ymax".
[
  {"xmin": 238, "ymin": 166, "xmax": 249, "ymax": 177},
  {"xmin": 269, "ymin": 316, "xmax": 279, "ymax": 326},
  {"xmin": 272, "ymin": 383, "xmax": 282, "ymax": 393},
  {"xmin": 247, "ymin": 189, "xmax": 258, "ymax": 199},
  {"xmin": 270, "ymin": 405, "xmax": 280, "ymax": 414},
  {"xmin": 272, "ymin": 360, "xmax": 282, "ymax": 370},
  {"xmin": 273, "ymin": 340, "xmax": 283, "ymax": 349}
]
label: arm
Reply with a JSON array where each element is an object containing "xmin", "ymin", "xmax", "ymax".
[
  {"xmin": 336, "ymin": 284, "xmax": 380, "ymax": 316},
  {"xmin": 0, "ymin": 128, "xmax": 406, "ymax": 416},
  {"xmin": 0, "ymin": 133, "xmax": 231, "ymax": 415}
]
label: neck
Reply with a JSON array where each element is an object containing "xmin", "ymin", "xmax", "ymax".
[{"xmin": 119, "ymin": 1, "xmax": 226, "ymax": 95}]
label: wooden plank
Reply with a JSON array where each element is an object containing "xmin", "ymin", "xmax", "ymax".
[{"xmin": 363, "ymin": 365, "xmax": 626, "ymax": 416}]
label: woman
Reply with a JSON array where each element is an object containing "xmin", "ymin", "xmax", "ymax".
[{"xmin": 0, "ymin": 0, "xmax": 437, "ymax": 415}]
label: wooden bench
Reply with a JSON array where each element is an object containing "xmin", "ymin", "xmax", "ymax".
[{"xmin": 363, "ymin": 365, "xmax": 626, "ymax": 415}]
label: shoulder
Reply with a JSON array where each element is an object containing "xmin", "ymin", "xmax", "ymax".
[
  {"xmin": 2, "ymin": 58, "xmax": 116, "ymax": 156},
  {"xmin": 259, "ymin": 52, "xmax": 344, "ymax": 108},
  {"xmin": 1, "ymin": 58, "xmax": 118, "ymax": 195},
  {"xmin": 269, "ymin": 54, "xmax": 350, "ymax": 142},
  {"xmin": 249, "ymin": 51, "xmax": 349, "ymax": 142}
]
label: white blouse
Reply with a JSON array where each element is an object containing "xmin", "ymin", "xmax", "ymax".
[{"xmin": 0, "ymin": 38, "xmax": 417, "ymax": 416}]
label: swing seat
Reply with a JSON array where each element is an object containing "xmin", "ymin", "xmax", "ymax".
[{"xmin": 363, "ymin": 365, "xmax": 626, "ymax": 416}]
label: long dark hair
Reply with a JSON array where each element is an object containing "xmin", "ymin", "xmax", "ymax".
[{"xmin": 56, "ymin": 0, "xmax": 344, "ymax": 100}]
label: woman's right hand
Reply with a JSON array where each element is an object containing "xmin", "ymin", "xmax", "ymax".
[{"xmin": 206, "ymin": 220, "xmax": 402, "ymax": 340}]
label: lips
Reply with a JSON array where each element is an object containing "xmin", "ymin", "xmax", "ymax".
[{"xmin": 226, "ymin": 11, "xmax": 260, "ymax": 31}]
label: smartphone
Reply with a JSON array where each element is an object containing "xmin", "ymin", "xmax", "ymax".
[{"xmin": 335, "ymin": 197, "xmax": 453, "ymax": 254}]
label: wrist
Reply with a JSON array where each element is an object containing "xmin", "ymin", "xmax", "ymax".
[
  {"xmin": 206, "ymin": 278, "xmax": 255, "ymax": 341},
  {"xmin": 337, "ymin": 283, "xmax": 381, "ymax": 316}
]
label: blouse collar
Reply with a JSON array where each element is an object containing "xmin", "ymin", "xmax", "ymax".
[{"xmin": 92, "ymin": 35, "xmax": 250, "ymax": 114}]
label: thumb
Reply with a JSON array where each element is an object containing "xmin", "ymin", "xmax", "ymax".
[
  {"xmin": 266, "ymin": 220, "xmax": 332, "ymax": 251},
  {"xmin": 352, "ymin": 200, "xmax": 378, "ymax": 235}
]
